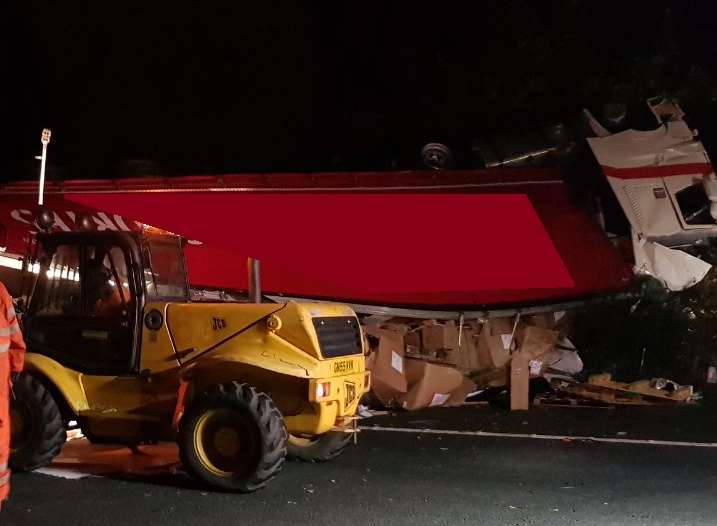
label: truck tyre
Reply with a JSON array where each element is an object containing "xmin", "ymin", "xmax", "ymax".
[
  {"xmin": 9, "ymin": 373, "xmax": 67, "ymax": 472},
  {"xmin": 287, "ymin": 432, "xmax": 352, "ymax": 462},
  {"xmin": 178, "ymin": 382, "xmax": 287, "ymax": 492}
]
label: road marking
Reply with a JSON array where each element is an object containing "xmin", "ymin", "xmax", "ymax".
[
  {"xmin": 35, "ymin": 468, "xmax": 95, "ymax": 480},
  {"xmin": 359, "ymin": 425, "xmax": 717, "ymax": 448}
]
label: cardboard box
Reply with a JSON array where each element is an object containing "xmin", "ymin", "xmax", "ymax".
[
  {"xmin": 516, "ymin": 325, "xmax": 559, "ymax": 361},
  {"xmin": 470, "ymin": 367, "xmax": 509, "ymax": 388},
  {"xmin": 436, "ymin": 349, "xmax": 459, "ymax": 365},
  {"xmin": 510, "ymin": 349, "xmax": 530, "ymax": 411},
  {"xmin": 455, "ymin": 328, "xmax": 481, "ymax": 373},
  {"xmin": 364, "ymin": 327, "xmax": 408, "ymax": 404},
  {"xmin": 405, "ymin": 344, "xmax": 422, "ymax": 357},
  {"xmin": 523, "ymin": 310, "xmax": 572, "ymax": 335},
  {"xmin": 365, "ymin": 349, "xmax": 377, "ymax": 370},
  {"xmin": 445, "ymin": 378, "xmax": 478, "ymax": 407},
  {"xmin": 421, "ymin": 323, "xmax": 459, "ymax": 351},
  {"xmin": 465, "ymin": 319, "xmax": 485, "ymax": 334},
  {"xmin": 404, "ymin": 330, "xmax": 421, "ymax": 348},
  {"xmin": 401, "ymin": 359, "xmax": 465, "ymax": 410},
  {"xmin": 380, "ymin": 322, "xmax": 410, "ymax": 335},
  {"xmin": 477, "ymin": 317, "xmax": 517, "ymax": 369},
  {"xmin": 371, "ymin": 378, "xmax": 405, "ymax": 408},
  {"xmin": 523, "ymin": 312, "xmax": 555, "ymax": 330}
]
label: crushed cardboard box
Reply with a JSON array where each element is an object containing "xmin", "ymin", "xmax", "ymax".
[
  {"xmin": 378, "ymin": 322, "xmax": 410, "ymax": 335},
  {"xmin": 405, "ymin": 330, "xmax": 421, "ymax": 348},
  {"xmin": 470, "ymin": 367, "xmax": 509, "ymax": 388},
  {"xmin": 516, "ymin": 325, "xmax": 559, "ymax": 361},
  {"xmin": 455, "ymin": 327, "xmax": 481, "ymax": 373},
  {"xmin": 421, "ymin": 321, "xmax": 458, "ymax": 351},
  {"xmin": 363, "ymin": 326, "xmax": 408, "ymax": 406},
  {"xmin": 401, "ymin": 359, "xmax": 466, "ymax": 410},
  {"xmin": 361, "ymin": 311, "xmax": 582, "ymax": 411},
  {"xmin": 445, "ymin": 377, "xmax": 478, "ymax": 407},
  {"xmin": 477, "ymin": 317, "xmax": 517, "ymax": 370},
  {"xmin": 523, "ymin": 310, "xmax": 572, "ymax": 335}
]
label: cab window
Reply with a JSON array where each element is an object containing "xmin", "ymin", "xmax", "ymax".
[
  {"xmin": 675, "ymin": 183, "xmax": 715, "ymax": 225},
  {"xmin": 34, "ymin": 244, "xmax": 81, "ymax": 316},
  {"xmin": 27, "ymin": 241, "xmax": 138, "ymax": 375},
  {"xmin": 144, "ymin": 239, "xmax": 188, "ymax": 300},
  {"xmin": 85, "ymin": 245, "xmax": 133, "ymax": 317}
]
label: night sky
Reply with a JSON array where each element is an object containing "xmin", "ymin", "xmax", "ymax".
[{"xmin": 4, "ymin": 1, "xmax": 717, "ymax": 181}]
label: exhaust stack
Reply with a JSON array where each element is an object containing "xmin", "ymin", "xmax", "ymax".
[{"xmin": 248, "ymin": 257, "xmax": 262, "ymax": 303}]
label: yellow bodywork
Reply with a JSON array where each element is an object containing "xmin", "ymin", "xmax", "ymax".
[{"xmin": 24, "ymin": 301, "xmax": 369, "ymax": 441}]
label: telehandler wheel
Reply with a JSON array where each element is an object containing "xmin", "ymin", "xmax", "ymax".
[
  {"xmin": 9, "ymin": 373, "xmax": 67, "ymax": 472},
  {"xmin": 287, "ymin": 432, "xmax": 352, "ymax": 462},
  {"xmin": 178, "ymin": 382, "xmax": 287, "ymax": 493}
]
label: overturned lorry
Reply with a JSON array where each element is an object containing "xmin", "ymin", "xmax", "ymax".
[{"xmin": 5, "ymin": 98, "xmax": 717, "ymax": 462}]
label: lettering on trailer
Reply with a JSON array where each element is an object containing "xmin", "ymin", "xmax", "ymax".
[
  {"xmin": 10, "ymin": 208, "xmax": 141, "ymax": 233},
  {"xmin": 7, "ymin": 208, "xmax": 202, "ymax": 246}
]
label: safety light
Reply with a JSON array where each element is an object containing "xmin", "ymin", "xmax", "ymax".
[{"xmin": 315, "ymin": 382, "xmax": 331, "ymax": 400}]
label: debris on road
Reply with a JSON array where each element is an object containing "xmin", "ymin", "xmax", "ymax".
[
  {"xmin": 357, "ymin": 405, "xmax": 389, "ymax": 419},
  {"xmin": 549, "ymin": 374, "xmax": 695, "ymax": 405},
  {"xmin": 361, "ymin": 310, "xmax": 698, "ymax": 412},
  {"xmin": 362, "ymin": 312, "xmax": 582, "ymax": 411}
]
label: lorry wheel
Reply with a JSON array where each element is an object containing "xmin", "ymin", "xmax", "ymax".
[
  {"xmin": 178, "ymin": 382, "xmax": 287, "ymax": 492},
  {"xmin": 9, "ymin": 373, "xmax": 67, "ymax": 472},
  {"xmin": 287, "ymin": 432, "xmax": 352, "ymax": 462}
]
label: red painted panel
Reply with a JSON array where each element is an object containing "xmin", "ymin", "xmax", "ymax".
[
  {"xmin": 66, "ymin": 193, "xmax": 575, "ymax": 300},
  {"xmin": 0, "ymin": 168, "xmax": 632, "ymax": 307}
]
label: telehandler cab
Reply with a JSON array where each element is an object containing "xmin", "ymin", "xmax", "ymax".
[{"xmin": 10, "ymin": 226, "xmax": 369, "ymax": 492}]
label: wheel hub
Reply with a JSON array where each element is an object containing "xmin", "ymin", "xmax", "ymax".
[
  {"xmin": 194, "ymin": 409, "xmax": 257, "ymax": 478},
  {"xmin": 213, "ymin": 427, "xmax": 240, "ymax": 457}
]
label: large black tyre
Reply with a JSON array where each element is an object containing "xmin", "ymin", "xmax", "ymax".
[
  {"xmin": 9, "ymin": 373, "xmax": 67, "ymax": 472},
  {"xmin": 287, "ymin": 432, "xmax": 352, "ymax": 462},
  {"xmin": 178, "ymin": 382, "xmax": 287, "ymax": 493}
]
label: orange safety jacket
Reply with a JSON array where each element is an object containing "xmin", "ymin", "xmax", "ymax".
[{"xmin": 0, "ymin": 281, "xmax": 25, "ymax": 508}]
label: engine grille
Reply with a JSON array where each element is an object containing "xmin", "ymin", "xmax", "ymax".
[{"xmin": 312, "ymin": 316, "xmax": 363, "ymax": 359}]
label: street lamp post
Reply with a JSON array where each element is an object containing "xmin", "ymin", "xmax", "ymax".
[{"xmin": 38, "ymin": 128, "xmax": 52, "ymax": 206}]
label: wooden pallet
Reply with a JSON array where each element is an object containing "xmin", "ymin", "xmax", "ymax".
[
  {"xmin": 551, "ymin": 374, "xmax": 694, "ymax": 406},
  {"xmin": 587, "ymin": 373, "xmax": 693, "ymax": 402}
]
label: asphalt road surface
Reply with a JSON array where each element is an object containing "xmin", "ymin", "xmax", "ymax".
[{"xmin": 4, "ymin": 404, "xmax": 717, "ymax": 526}]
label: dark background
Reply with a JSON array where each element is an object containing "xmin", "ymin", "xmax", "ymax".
[{"xmin": 4, "ymin": 1, "xmax": 717, "ymax": 180}]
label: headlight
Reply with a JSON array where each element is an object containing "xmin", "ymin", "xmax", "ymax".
[{"xmin": 315, "ymin": 382, "xmax": 331, "ymax": 399}]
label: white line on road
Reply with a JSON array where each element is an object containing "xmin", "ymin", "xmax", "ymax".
[
  {"xmin": 359, "ymin": 425, "xmax": 717, "ymax": 449},
  {"xmin": 35, "ymin": 468, "xmax": 95, "ymax": 480}
]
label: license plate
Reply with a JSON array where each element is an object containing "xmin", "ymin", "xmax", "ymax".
[{"xmin": 332, "ymin": 359, "xmax": 355, "ymax": 375}]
